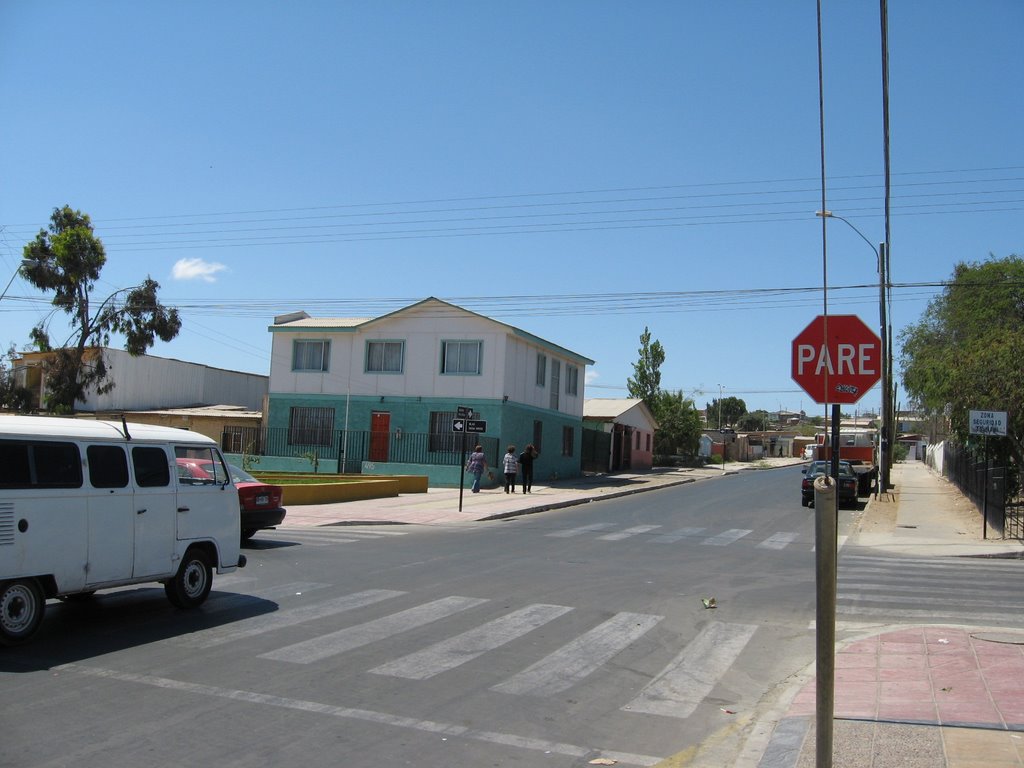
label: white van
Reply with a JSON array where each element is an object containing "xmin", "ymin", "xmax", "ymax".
[{"xmin": 0, "ymin": 415, "xmax": 246, "ymax": 645}]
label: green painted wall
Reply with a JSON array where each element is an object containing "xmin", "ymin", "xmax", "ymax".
[{"xmin": 266, "ymin": 393, "xmax": 584, "ymax": 480}]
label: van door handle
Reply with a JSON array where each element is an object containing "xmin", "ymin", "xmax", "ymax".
[
  {"xmin": 177, "ymin": 506, "xmax": 190, "ymax": 513},
  {"xmin": 137, "ymin": 508, "xmax": 147, "ymax": 515}
]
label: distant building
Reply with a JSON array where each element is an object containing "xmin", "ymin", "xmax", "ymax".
[
  {"xmin": 583, "ymin": 398, "xmax": 658, "ymax": 471},
  {"xmin": 12, "ymin": 347, "xmax": 268, "ymax": 413}
]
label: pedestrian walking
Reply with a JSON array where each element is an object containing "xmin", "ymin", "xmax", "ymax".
[
  {"xmin": 519, "ymin": 443, "xmax": 537, "ymax": 494},
  {"xmin": 502, "ymin": 445, "xmax": 519, "ymax": 493},
  {"xmin": 466, "ymin": 445, "xmax": 488, "ymax": 493}
]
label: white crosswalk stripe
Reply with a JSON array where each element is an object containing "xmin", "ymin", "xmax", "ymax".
[
  {"xmin": 651, "ymin": 527, "xmax": 706, "ymax": 543},
  {"xmin": 758, "ymin": 532, "xmax": 799, "ymax": 550},
  {"xmin": 252, "ymin": 526, "xmax": 411, "ymax": 546},
  {"xmin": 260, "ymin": 595, "xmax": 489, "ymax": 664},
  {"xmin": 701, "ymin": 528, "xmax": 752, "ymax": 546},
  {"xmin": 836, "ymin": 552, "xmax": 1024, "ymax": 625},
  {"xmin": 597, "ymin": 524, "xmax": 662, "ymax": 541},
  {"xmin": 196, "ymin": 589, "xmax": 406, "ymax": 648},
  {"xmin": 624, "ymin": 621, "xmax": 758, "ymax": 718},
  {"xmin": 546, "ymin": 522, "xmax": 617, "ymax": 538},
  {"xmin": 369, "ymin": 603, "xmax": 573, "ymax": 679},
  {"xmin": 547, "ymin": 523, "xmax": 804, "ymax": 549},
  {"xmin": 490, "ymin": 612, "xmax": 662, "ymax": 696}
]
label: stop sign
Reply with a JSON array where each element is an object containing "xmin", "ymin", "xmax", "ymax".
[{"xmin": 791, "ymin": 314, "xmax": 882, "ymax": 405}]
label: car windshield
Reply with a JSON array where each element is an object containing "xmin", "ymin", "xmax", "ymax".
[
  {"xmin": 807, "ymin": 461, "xmax": 854, "ymax": 477},
  {"xmin": 227, "ymin": 464, "xmax": 258, "ymax": 484}
]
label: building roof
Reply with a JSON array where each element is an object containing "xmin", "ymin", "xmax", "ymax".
[
  {"xmin": 269, "ymin": 296, "xmax": 595, "ymax": 366},
  {"xmin": 584, "ymin": 398, "xmax": 645, "ymax": 420}
]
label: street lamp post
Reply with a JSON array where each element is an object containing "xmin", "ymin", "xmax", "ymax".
[{"xmin": 815, "ymin": 210, "xmax": 891, "ymax": 497}]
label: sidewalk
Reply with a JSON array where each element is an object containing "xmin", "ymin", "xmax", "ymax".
[
  {"xmin": 279, "ymin": 460, "xmax": 761, "ymax": 527},
  {"xmin": 756, "ymin": 460, "xmax": 1024, "ymax": 768}
]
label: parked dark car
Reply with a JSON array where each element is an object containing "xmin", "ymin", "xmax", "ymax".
[
  {"xmin": 801, "ymin": 460, "xmax": 858, "ymax": 508},
  {"xmin": 176, "ymin": 459, "xmax": 286, "ymax": 540}
]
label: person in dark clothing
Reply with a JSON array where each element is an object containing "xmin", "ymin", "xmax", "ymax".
[{"xmin": 519, "ymin": 443, "xmax": 537, "ymax": 494}]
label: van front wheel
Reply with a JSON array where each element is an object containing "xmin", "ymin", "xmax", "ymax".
[
  {"xmin": 0, "ymin": 579, "xmax": 45, "ymax": 646},
  {"xmin": 164, "ymin": 549, "xmax": 213, "ymax": 609}
]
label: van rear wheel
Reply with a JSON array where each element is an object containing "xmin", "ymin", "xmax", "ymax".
[
  {"xmin": 0, "ymin": 579, "xmax": 45, "ymax": 646},
  {"xmin": 164, "ymin": 549, "xmax": 213, "ymax": 609}
]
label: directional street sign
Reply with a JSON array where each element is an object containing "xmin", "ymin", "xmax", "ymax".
[
  {"xmin": 791, "ymin": 314, "xmax": 882, "ymax": 405},
  {"xmin": 451, "ymin": 418, "xmax": 487, "ymax": 433},
  {"xmin": 456, "ymin": 406, "xmax": 471, "ymax": 419}
]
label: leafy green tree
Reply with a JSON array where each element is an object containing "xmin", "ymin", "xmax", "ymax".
[
  {"xmin": 736, "ymin": 409, "xmax": 771, "ymax": 431},
  {"xmin": 626, "ymin": 326, "xmax": 665, "ymax": 409},
  {"xmin": 0, "ymin": 345, "xmax": 33, "ymax": 412},
  {"xmin": 706, "ymin": 396, "xmax": 746, "ymax": 429},
  {"xmin": 21, "ymin": 205, "xmax": 182, "ymax": 413},
  {"xmin": 900, "ymin": 255, "xmax": 1024, "ymax": 464},
  {"xmin": 650, "ymin": 390, "xmax": 702, "ymax": 460}
]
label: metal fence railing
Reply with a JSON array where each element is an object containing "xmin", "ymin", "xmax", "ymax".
[{"xmin": 943, "ymin": 441, "xmax": 1023, "ymax": 539}]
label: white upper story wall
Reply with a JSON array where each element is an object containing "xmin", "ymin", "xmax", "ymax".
[{"xmin": 268, "ymin": 298, "xmax": 592, "ymax": 418}]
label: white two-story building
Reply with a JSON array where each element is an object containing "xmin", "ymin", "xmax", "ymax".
[{"xmin": 264, "ymin": 297, "xmax": 594, "ymax": 485}]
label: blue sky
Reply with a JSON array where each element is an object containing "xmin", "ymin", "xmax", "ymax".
[{"xmin": 1, "ymin": 1, "xmax": 1021, "ymax": 416}]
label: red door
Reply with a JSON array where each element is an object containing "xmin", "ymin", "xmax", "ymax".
[{"xmin": 370, "ymin": 412, "xmax": 390, "ymax": 462}]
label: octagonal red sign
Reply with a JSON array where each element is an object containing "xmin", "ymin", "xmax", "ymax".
[{"xmin": 791, "ymin": 314, "xmax": 882, "ymax": 405}]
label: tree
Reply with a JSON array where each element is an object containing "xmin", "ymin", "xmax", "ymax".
[
  {"xmin": 21, "ymin": 205, "xmax": 182, "ymax": 413},
  {"xmin": 900, "ymin": 255, "xmax": 1024, "ymax": 464},
  {"xmin": 706, "ymin": 396, "xmax": 747, "ymax": 429},
  {"xmin": 650, "ymin": 390, "xmax": 702, "ymax": 460},
  {"xmin": 0, "ymin": 345, "xmax": 33, "ymax": 412},
  {"xmin": 736, "ymin": 409, "xmax": 771, "ymax": 432},
  {"xmin": 626, "ymin": 326, "xmax": 665, "ymax": 409}
]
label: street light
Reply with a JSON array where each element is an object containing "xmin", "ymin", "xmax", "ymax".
[
  {"xmin": 815, "ymin": 210, "xmax": 892, "ymax": 498},
  {"xmin": 0, "ymin": 260, "xmax": 33, "ymax": 303}
]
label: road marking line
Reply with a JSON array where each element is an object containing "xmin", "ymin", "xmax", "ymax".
[
  {"xmin": 651, "ymin": 527, "xmax": 705, "ymax": 543},
  {"xmin": 758, "ymin": 532, "xmax": 799, "ymax": 550},
  {"xmin": 195, "ymin": 589, "xmax": 406, "ymax": 648},
  {"xmin": 260, "ymin": 595, "xmax": 488, "ymax": 664},
  {"xmin": 598, "ymin": 525, "xmax": 662, "ymax": 541},
  {"xmin": 370, "ymin": 603, "xmax": 573, "ymax": 679},
  {"xmin": 546, "ymin": 523, "xmax": 617, "ymax": 538},
  {"xmin": 55, "ymin": 664, "xmax": 663, "ymax": 767},
  {"xmin": 702, "ymin": 528, "xmax": 752, "ymax": 546},
  {"xmin": 624, "ymin": 621, "xmax": 757, "ymax": 718},
  {"xmin": 491, "ymin": 612, "xmax": 662, "ymax": 697}
]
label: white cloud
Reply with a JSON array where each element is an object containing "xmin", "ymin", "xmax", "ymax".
[
  {"xmin": 172, "ymin": 258, "xmax": 228, "ymax": 283},
  {"xmin": 585, "ymin": 369, "xmax": 600, "ymax": 385}
]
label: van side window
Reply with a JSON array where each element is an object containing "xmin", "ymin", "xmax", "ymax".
[
  {"xmin": 87, "ymin": 445, "xmax": 129, "ymax": 488},
  {"xmin": 132, "ymin": 447, "xmax": 170, "ymax": 487},
  {"xmin": 0, "ymin": 439, "xmax": 83, "ymax": 489},
  {"xmin": 174, "ymin": 446, "xmax": 228, "ymax": 486}
]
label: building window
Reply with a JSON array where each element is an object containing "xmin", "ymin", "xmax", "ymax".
[
  {"xmin": 565, "ymin": 365, "xmax": 579, "ymax": 396},
  {"xmin": 429, "ymin": 411, "xmax": 458, "ymax": 453},
  {"xmin": 536, "ymin": 354, "xmax": 547, "ymax": 387},
  {"xmin": 550, "ymin": 360, "xmax": 560, "ymax": 411},
  {"xmin": 646, "ymin": 433, "xmax": 651, "ymax": 452},
  {"xmin": 533, "ymin": 420, "xmax": 543, "ymax": 453},
  {"xmin": 288, "ymin": 406, "xmax": 335, "ymax": 446},
  {"xmin": 292, "ymin": 340, "xmax": 330, "ymax": 372},
  {"xmin": 441, "ymin": 340, "xmax": 482, "ymax": 375},
  {"xmin": 561, "ymin": 425, "xmax": 574, "ymax": 457},
  {"xmin": 366, "ymin": 340, "xmax": 405, "ymax": 373},
  {"xmin": 636, "ymin": 430, "xmax": 641, "ymax": 449}
]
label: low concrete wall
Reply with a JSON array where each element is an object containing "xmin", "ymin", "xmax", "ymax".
[{"xmin": 240, "ymin": 472, "xmax": 429, "ymax": 506}]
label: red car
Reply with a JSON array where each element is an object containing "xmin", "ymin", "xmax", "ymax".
[{"xmin": 176, "ymin": 459, "xmax": 286, "ymax": 541}]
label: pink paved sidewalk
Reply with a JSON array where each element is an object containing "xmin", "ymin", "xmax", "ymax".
[{"xmin": 787, "ymin": 627, "xmax": 1024, "ymax": 729}]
